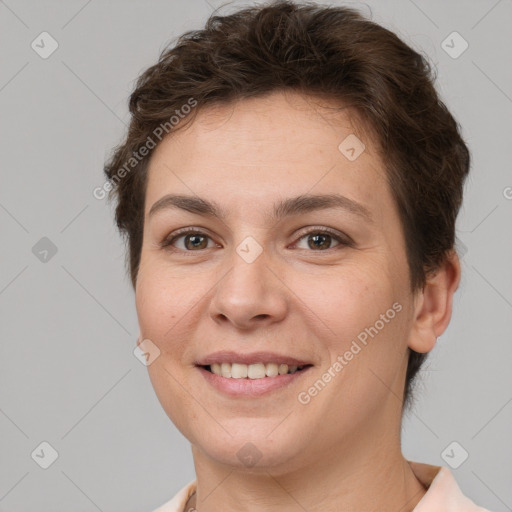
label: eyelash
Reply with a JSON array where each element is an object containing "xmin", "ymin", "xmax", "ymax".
[{"xmin": 160, "ymin": 226, "xmax": 354, "ymax": 255}]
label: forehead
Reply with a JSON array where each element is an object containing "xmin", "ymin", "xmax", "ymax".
[{"xmin": 144, "ymin": 90, "xmax": 389, "ymax": 219}]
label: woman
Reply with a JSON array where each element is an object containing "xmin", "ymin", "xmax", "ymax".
[{"xmin": 104, "ymin": 1, "xmax": 491, "ymax": 510}]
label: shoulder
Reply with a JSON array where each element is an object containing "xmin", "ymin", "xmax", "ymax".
[
  {"xmin": 409, "ymin": 460, "xmax": 493, "ymax": 512},
  {"xmin": 150, "ymin": 480, "xmax": 197, "ymax": 512}
]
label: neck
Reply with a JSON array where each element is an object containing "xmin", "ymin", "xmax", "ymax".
[{"xmin": 186, "ymin": 430, "xmax": 426, "ymax": 512}]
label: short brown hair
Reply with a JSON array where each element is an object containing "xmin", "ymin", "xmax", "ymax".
[{"xmin": 104, "ymin": 0, "xmax": 470, "ymax": 410}]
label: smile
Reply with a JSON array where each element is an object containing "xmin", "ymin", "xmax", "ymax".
[
  {"xmin": 205, "ymin": 362, "xmax": 309, "ymax": 379},
  {"xmin": 197, "ymin": 364, "xmax": 312, "ymax": 397}
]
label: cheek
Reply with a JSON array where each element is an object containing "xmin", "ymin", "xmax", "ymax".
[
  {"xmin": 136, "ymin": 251, "xmax": 194, "ymax": 327},
  {"xmin": 291, "ymin": 260, "xmax": 411, "ymax": 393},
  {"xmin": 135, "ymin": 258, "xmax": 216, "ymax": 368},
  {"xmin": 284, "ymin": 265, "xmax": 410, "ymax": 431},
  {"xmin": 292, "ymin": 261, "xmax": 401, "ymax": 342},
  {"xmin": 136, "ymin": 275, "xmax": 174, "ymax": 338},
  {"xmin": 135, "ymin": 267, "xmax": 201, "ymax": 434}
]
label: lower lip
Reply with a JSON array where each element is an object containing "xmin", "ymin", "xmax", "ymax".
[{"xmin": 197, "ymin": 366, "xmax": 311, "ymax": 397}]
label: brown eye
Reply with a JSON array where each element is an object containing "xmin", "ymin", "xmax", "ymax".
[
  {"xmin": 161, "ymin": 230, "xmax": 215, "ymax": 251},
  {"xmin": 182, "ymin": 233, "xmax": 209, "ymax": 250},
  {"xmin": 306, "ymin": 233, "xmax": 336, "ymax": 250},
  {"xmin": 294, "ymin": 228, "xmax": 352, "ymax": 251}
]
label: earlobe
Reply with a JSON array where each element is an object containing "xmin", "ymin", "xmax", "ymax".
[{"xmin": 408, "ymin": 250, "xmax": 461, "ymax": 354}]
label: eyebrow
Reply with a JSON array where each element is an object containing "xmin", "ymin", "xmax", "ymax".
[{"xmin": 148, "ymin": 193, "xmax": 373, "ymax": 223}]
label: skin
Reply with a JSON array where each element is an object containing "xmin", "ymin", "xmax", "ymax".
[{"xmin": 135, "ymin": 90, "xmax": 460, "ymax": 512}]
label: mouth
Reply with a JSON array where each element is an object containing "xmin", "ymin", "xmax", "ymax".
[
  {"xmin": 196, "ymin": 360, "xmax": 314, "ymax": 397},
  {"xmin": 194, "ymin": 351, "xmax": 314, "ymax": 396},
  {"xmin": 201, "ymin": 362, "xmax": 313, "ymax": 379}
]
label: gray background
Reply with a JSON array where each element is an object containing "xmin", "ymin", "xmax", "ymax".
[{"xmin": 1, "ymin": 0, "xmax": 511, "ymax": 511}]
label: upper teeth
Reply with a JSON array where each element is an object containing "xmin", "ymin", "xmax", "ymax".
[{"xmin": 209, "ymin": 362, "xmax": 304, "ymax": 379}]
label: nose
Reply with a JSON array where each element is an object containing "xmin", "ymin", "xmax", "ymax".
[{"xmin": 208, "ymin": 249, "xmax": 288, "ymax": 330}]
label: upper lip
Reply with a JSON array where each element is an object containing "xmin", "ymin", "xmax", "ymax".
[{"xmin": 196, "ymin": 351, "xmax": 313, "ymax": 366}]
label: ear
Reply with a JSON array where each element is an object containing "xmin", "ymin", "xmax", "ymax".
[{"xmin": 408, "ymin": 250, "xmax": 461, "ymax": 354}]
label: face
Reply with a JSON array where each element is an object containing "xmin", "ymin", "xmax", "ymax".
[{"xmin": 135, "ymin": 90, "xmax": 420, "ymax": 473}]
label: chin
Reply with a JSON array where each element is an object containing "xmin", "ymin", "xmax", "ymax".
[{"xmin": 191, "ymin": 424, "xmax": 307, "ymax": 472}]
